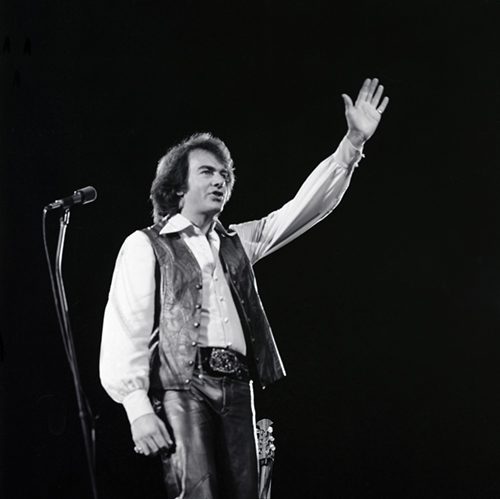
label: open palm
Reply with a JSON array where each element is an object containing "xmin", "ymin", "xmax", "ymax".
[{"xmin": 342, "ymin": 78, "xmax": 389, "ymax": 145}]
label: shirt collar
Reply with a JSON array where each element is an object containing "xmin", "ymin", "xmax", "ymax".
[
  {"xmin": 158, "ymin": 212, "xmax": 221, "ymax": 236},
  {"xmin": 159, "ymin": 213, "xmax": 194, "ymax": 234},
  {"xmin": 159, "ymin": 213, "xmax": 234, "ymax": 238}
]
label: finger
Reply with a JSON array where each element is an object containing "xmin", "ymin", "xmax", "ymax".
[
  {"xmin": 355, "ymin": 78, "xmax": 371, "ymax": 106},
  {"xmin": 144, "ymin": 437, "xmax": 160, "ymax": 456},
  {"xmin": 136, "ymin": 437, "xmax": 156, "ymax": 456},
  {"xmin": 341, "ymin": 93, "xmax": 353, "ymax": 112},
  {"xmin": 158, "ymin": 421, "xmax": 174, "ymax": 448},
  {"xmin": 151, "ymin": 432, "xmax": 169, "ymax": 453},
  {"xmin": 367, "ymin": 78, "xmax": 379, "ymax": 101},
  {"xmin": 377, "ymin": 96, "xmax": 389, "ymax": 114},
  {"xmin": 371, "ymin": 84, "xmax": 384, "ymax": 108},
  {"xmin": 134, "ymin": 441, "xmax": 149, "ymax": 456}
]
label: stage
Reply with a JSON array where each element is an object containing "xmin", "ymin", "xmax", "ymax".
[{"xmin": 1, "ymin": 1, "xmax": 499, "ymax": 497}]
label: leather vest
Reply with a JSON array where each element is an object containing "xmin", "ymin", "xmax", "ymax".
[{"xmin": 141, "ymin": 219, "xmax": 286, "ymax": 390}]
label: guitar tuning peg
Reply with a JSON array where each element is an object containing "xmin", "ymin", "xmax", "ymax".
[
  {"xmin": 270, "ymin": 444, "xmax": 276, "ymax": 451},
  {"xmin": 267, "ymin": 427, "xmax": 273, "ymax": 433}
]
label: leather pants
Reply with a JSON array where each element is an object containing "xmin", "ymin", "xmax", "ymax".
[{"xmin": 153, "ymin": 373, "xmax": 259, "ymax": 499}]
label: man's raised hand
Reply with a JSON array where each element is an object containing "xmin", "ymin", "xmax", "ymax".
[{"xmin": 342, "ymin": 78, "xmax": 389, "ymax": 148}]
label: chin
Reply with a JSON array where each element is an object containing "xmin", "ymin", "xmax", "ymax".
[{"xmin": 205, "ymin": 205, "xmax": 224, "ymax": 217}]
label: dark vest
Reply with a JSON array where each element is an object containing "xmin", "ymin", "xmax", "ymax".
[{"xmin": 141, "ymin": 219, "xmax": 286, "ymax": 390}]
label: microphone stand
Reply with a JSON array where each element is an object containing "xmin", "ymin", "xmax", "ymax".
[{"xmin": 54, "ymin": 208, "xmax": 99, "ymax": 499}]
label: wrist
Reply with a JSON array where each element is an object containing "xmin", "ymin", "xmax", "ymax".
[
  {"xmin": 123, "ymin": 389, "xmax": 155, "ymax": 424},
  {"xmin": 346, "ymin": 130, "xmax": 366, "ymax": 149}
]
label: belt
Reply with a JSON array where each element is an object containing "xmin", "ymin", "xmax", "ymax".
[{"xmin": 196, "ymin": 347, "xmax": 250, "ymax": 382}]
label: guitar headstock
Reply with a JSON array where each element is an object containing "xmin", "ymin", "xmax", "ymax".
[{"xmin": 257, "ymin": 418, "xmax": 275, "ymax": 463}]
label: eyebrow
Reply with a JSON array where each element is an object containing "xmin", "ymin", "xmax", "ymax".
[{"xmin": 197, "ymin": 165, "xmax": 229, "ymax": 175}]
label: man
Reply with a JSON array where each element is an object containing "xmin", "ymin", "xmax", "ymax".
[{"xmin": 100, "ymin": 78, "xmax": 389, "ymax": 499}]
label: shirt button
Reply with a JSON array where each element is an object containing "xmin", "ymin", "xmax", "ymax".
[
  {"xmin": 195, "ymin": 284, "xmax": 202, "ymax": 289},
  {"xmin": 251, "ymin": 337, "xmax": 256, "ymax": 343},
  {"xmin": 224, "ymin": 318, "xmax": 228, "ymax": 323},
  {"xmin": 214, "ymin": 276, "xmax": 218, "ymax": 281},
  {"xmin": 219, "ymin": 297, "xmax": 224, "ymax": 302},
  {"xmin": 255, "ymin": 356, "xmax": 260, "ymax": 362},
  {"xmin": 195, "ymin": 304, "xmax": 201, "ymax": 309},
  {"xmin": 191, "ymin": 341, "xmax": 197, "ymax": 346},
  {"xmin": 185, "ymin": 379, "xmax": 191, "ymax": 384},
  {"xmin": 193, "ymin": 322, "xmax": 200, "ymax": 328},
  {"xmin": 188, "ymin": 360, "xmax": 194, "ymax": 366}
]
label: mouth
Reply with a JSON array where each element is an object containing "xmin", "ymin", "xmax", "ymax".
[{"xmin": 209, "ymin": 191, "xmax": 225, "ymax": 202}]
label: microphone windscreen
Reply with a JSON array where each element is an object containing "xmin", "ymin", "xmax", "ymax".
[{"xmin": 77, "ymin": 186, "xmax": 97, "ymax": 205}]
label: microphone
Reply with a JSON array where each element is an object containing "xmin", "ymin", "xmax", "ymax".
[{"xmin": 45, "ymin": 186, "xmax": 98, "ymax": 211}]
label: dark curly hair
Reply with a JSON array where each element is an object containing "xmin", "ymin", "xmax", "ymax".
[{"xmin": 150, "ymin": 132, "xmax": 236, "ymax": 223}]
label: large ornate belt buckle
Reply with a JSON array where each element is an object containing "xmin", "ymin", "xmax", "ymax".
[{"xmin": 209, "ymin": 348, "xmax": 239, "ymax": 374}]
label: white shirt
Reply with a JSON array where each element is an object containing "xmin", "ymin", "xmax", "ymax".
[
  {"xmin": 157, "ymin": 214, "xmax": 248, "ymax": 354},
  {"xmin": 100, "ymin": 136, "xmax": 363, "ymax": 424}
]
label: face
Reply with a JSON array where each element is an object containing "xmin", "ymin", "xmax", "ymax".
[{"xmin": 180, "ymin": 148, "xmax": 230, "ymax": 220}]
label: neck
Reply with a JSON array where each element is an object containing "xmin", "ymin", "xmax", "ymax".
[{"xmin": 180, "ymin": 209, "xmax": 215, "ymax": 235}]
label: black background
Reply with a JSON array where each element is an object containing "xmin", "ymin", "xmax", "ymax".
[{"xmin": 1, "ymin": 0, "xmax": 499, "ymax": 498}]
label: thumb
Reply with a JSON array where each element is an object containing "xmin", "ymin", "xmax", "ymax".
[{"xmin": 341, "ymin": 93, "xmax": 353, "ymax": 112}]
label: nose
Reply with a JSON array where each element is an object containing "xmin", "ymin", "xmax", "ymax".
[{"xmin": 212, "ymin": 172, "xmax": 226, "ymax": 187}]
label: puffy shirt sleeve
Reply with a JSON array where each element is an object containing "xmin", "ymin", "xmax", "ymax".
[
  {"xmin": 99, "ymin": 230, "xmax": 157, "ymax": 424},
  {"xmin": 230, "ymin": 135, "xmax": 364, "ymax": 264}
]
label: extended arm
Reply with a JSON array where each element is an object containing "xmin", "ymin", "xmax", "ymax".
[{"xmin": 231, "ymin": 78, "xmax": 389, "ymax": 263}]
